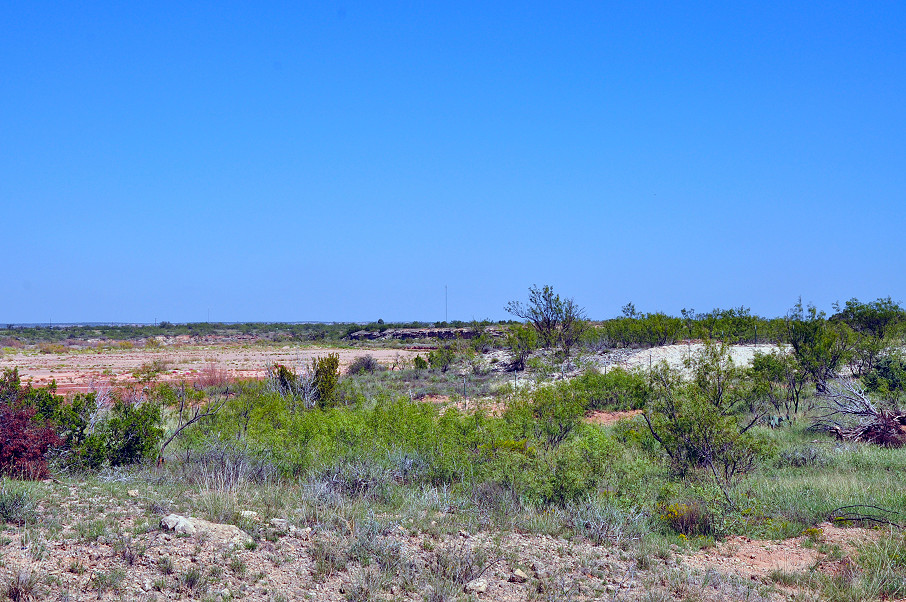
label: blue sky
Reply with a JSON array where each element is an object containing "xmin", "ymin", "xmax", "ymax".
[{"xmin": 3, "ymin": 2, "xmax": 904, "ymax": 323}]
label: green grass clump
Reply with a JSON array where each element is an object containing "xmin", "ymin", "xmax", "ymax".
[{"xmin": 0, "ymin": 479, "xmax": 37, "ymax": 525}]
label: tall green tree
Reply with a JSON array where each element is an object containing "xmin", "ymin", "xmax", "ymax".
[
  {"xmin": 832, "ymin": 297, "xmax": 905, "ymax": 376},
  {"xmin": 505, "ymin": 285, "xmax": 587, "ymax": 357},
  {"xmin": 786, "ymin": 300, "xmax": 853, "ymax": 391}
]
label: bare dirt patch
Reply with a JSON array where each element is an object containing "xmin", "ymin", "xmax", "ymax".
[
  {"xmin": 0, "ymin": 344, "xmax": 422, "ymax": 394},
  {"xmin": 681, "ymin": 522, "xmax": 878, "ymax": 583},
  {"xmin": 584, "ymin": 410, "xmax": 643, "ymax": 425}
]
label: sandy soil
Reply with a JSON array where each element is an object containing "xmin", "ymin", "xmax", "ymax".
[{"xmin": 0, "ymin": 345, "xmax": 422, "ymax": 394}]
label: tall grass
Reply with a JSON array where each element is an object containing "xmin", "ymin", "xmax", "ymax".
[{"xmin": 0, "ymin": 479, "xmax": 37, "ymax": 525}]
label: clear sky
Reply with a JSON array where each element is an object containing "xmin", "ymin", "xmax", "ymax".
[{"xmin": 3, "ymin": 2, "xmax": 904, "ymax": 323}]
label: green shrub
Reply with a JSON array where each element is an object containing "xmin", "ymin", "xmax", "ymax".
[
  {"xmin": 570, "ymin": 368, "xmax": 650, "ymax": 411},
  {"xmin": 347, "ymin": 355, "xmax": 383, "ymax": 375},
  {"xmin": 659, "ymin": 500, "xmax": 712, "ymax": 536},
  {"xmin": 148, "ymin": 382, "xmax": 203, "ymax": 407},
  {"xmin": 197, "ymin": 378, "xmax": 642, "ymax": 505},
  {"xmin": 834, "ymin": 297, "xmax": 905, "ymax": 376},
  {"xmin": 504, "ymin": 384, "xmax": 584, "ymax": 448},
  {"xmin": 273, "ymin": 363, "xmax": 297, "ymax": 393},
  {"xmin": 863, "ymin": 355, "xmax": 906, "ymax": 395},
  {"xmin": 643, "ymin": 360, "xmax": 768, "ymax": 501},
  {"xmin": 428, "ymin": 346, "xmax": 455, "ymax": 372},
  {"xmin": 612, "ymin": 414, "xmax": 660, "ymax": 452},
  {"xmin": 751, "ymin": 350, "xmax": 807, "ymax": 421},
  {"xmin": 591, "ymin": 313, "xmax": 683, "ymax": 348},
  {"xmin": 412, "ymin": 355, "xmax": 428, "ymax": 371},
  {"xmin": 645, "ymin": 391, "xmax": 765, "ymax": 482},
  {"xmin": 536, "ymin": 428, "xmax": 617, "ymax": 503},
  {"xmin": 313, "ymin": 354, "xmax": 340, "ymax": 407},
  {"xmin": 102, "ymin": 399, "xmax": 164, "ymax": 466},
  {"xmin": 506, "ymin": 323, "xmax": 538, "ymax": 370},
  {"xmin": 54, "ymin": 393, "xmax": 98, "ymax": 450},
  {"xmin": 330, "ymin": 379, "xmax": 367, "ymax": 407},
  {"xmin": 786, "ymin": 300, "xmax": 854, "ymax": 389},
  {"xmin": 1, "ymin": 368, "xmax": 63, "ymax": 421},
  {"xmin": 76, "ymin": 434, "xmax": 109, "ymax": 470}
]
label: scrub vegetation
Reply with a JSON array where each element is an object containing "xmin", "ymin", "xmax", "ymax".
[{"xmin": 0, "ymin": 291, "xmax": 904, "ymax": 600}]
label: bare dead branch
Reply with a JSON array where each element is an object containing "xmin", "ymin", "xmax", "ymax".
[
  {"xmin": 813, "ymin": 378, "xmax": 906, "ymax": 447},
  {"xmin": 830, "ymin": 505, "xmax": 904, "ymax": 529},
  {"xmin": 158, "ymin": 393, "xmax": 228, "ymax": 460}
]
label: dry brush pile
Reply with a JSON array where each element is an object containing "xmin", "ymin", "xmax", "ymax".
[{"xmin": 814, "ymin": 378, "xmax": 906, "ymax": 447}]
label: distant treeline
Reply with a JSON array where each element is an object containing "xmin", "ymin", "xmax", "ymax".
[
  {"xmin": 2, "ymin": 298, "xmax": 903, "ymax": 351},
  {"xmin": 586, "ymin": 298, "xmax": 905, "ymax": 350},
  {"xmin": 0, "ymin": 319, "xmax": 516, "ymax": 344},
  {"xmin": 586, "ymin": 307, "xmax": 785, "ymax": 349}
]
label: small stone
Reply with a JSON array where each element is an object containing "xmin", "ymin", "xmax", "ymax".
[
  {"xmin": 128, "ymin": 489, "xmax": 139, "ymax": 497},
  {"xmin": 239, "ymin": 510, "xmax": 259, "ymax": 521},
  {"xmin": 464, "ymin": 578, "xmax": 488, "ymax": 594},
  {"xmin": 294, "ymin": 526, "xmax": 310, "ymax": 539},
  {"xmin": 458, "ymin": 529, "xmax": 470, "ymax": 538},
  {"xmin": 160, "ymin": 514, "xmax": 196, "ymax": 535},
  {"xmin": 532, "ymin": 562, "xmax": 549, "ymax": 580},
  {"xmin": 509, "ymin": 568, "xmax": 528, "ymax": 583}
]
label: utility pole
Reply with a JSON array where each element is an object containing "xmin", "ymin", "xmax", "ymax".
[{"xmin": 445, "ymin": 285, "xmax": 448, "ymax": 323}]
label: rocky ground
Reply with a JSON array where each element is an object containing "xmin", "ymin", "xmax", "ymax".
[
  {"xmin": 591, "ymin": 343, "xmax": 782, "ymax": 377},
  {"xmin": 0, "ymin": 472, "xmax": 809, "ymax": 602}
]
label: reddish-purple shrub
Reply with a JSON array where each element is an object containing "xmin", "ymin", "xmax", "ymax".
[{"xmin": 0, "ymin": 403, "xmax": 61, "ymax": 480}]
